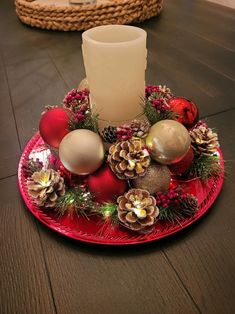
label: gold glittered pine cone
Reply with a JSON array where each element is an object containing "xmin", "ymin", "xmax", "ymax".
[
  {"xmin": 117, "ymin": 188, "xmax": 159, "ymax": 231},
  {"xmin": 108, "ymin": 139, "xmax": 151, "ymax": 179},
  {"xmin": 158, "ymin": 85, "xmax": 173, "ymax": 100},
  {"xmin": 27, "ymin": 169, "xmax": 65, "ymax": 207},
  {"xmin": 130, "ymin": 119, "xmax": 150, "ymax": 138},
  {"xmin": 190, "ymin": 125, "xmax": 219, "ymax": 156}
]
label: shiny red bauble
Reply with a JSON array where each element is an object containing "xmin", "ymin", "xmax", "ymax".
[
  {"xmin": 169, "ymin": 147, "xmax": 194, "ymax": 176},
  {"xmin": 39, "ymin": 108, "xmax": 71, "ymax": 148},
  {"xmin": 87, "ymin": 165, "xmax": 127, "ymax": 203},
  {"xmin": 168, "ymin": 96, "xmax": 199, "ymax": 129}
]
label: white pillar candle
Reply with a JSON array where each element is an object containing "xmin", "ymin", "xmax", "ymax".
[{"xmin": 82, "ymin": 25, "xmax": 147, "ymax": 131}]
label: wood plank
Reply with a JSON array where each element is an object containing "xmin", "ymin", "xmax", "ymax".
[
  {"xmin": 0, "ymin": 1, "xmax": 83, "ymax": 70},
  {"xmin": 144, "ymin": 16, "xmax": 235, "ymax": 80},
  {"xmin": 0, "ymin": 176, "xmax": 56, "ymax": 314},
  {"xmin": 164, "ymin": 0, "xmax": 235, "ymax": 50},
  {"xmin": 36, "ymin": 226, "xmax": 200, "ymax": 314},
  {"xmin": 163, "ymin": 109, "xmax": 235, "ymax": 313},
  {"xmin": 6, "ymin": 58, "xmax": 68, "ymax": 147},
  {"xmin": 0, "ymin": 0, "xmax": 49, "ymax": 66},
  {"xmin": 0, "ymin": 53, "xmax": 21, "ymax": 178},
  {"xmin": 197, "ymin": 0, "xmax": 235, "ymax": 19},
  {"xmin": 145, "ymin": 44, "xmax": 235, "ymax": 117},
  {"xmin": 47, "ymin": 51, "xmax": 86, "ymax": 90}
]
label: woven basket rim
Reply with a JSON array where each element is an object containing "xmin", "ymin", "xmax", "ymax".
[
  {"xmin": 16, "ymin": 0, "xmax": 148, "ymax": 10},
  {"xmin": 15, "ymin": 0, "xmax": 164, "ymax": 31}
]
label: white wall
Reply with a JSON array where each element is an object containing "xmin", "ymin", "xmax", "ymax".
[{"xmin": 206, "ymin": 0, "xmax": 235, "ymax": 9}]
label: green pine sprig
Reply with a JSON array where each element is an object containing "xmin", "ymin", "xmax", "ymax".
[
  {"xmin": 69, "ymin": 112, "xmax": 99, "ymax": 133},
  {"xmin": 186, "ymin": 154, "xmax": 221, "ymax": 181},
  {"xmin": 158, "ymin": 195, "xmax": 198, "ymax": 224},
  {"xmin": 55, "ymin": 188, "xmax": 119, "ymax": 221},
  {"xmin": 100, "ymin": 203, "xmax": 117, "ymax": 218},
  {"xmin": 144, "ymin": 100, "xmax": 177, "ymax": 125},
  {"xmin": 55, "ymin": 188, "xmax": 99, "ymax": 218}
]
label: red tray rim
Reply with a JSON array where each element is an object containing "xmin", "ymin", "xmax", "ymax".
[{"xmin": 18, "ymin": 132, "xmax": 224, "ymax": 245}]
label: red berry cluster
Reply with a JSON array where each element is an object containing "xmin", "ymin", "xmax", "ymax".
[
  {"xmin": 152, "ymin": 98, "xmax": 169, "ymax": 112},
  {"xmin": 116, "ymin": 125, "xmax": 134, "ymax": 141},
  {"xmin": 74, "ymin": 103, "xmax": 89, "ymax": 123},
  {"xmin": 63, "ymin": 89, "xmax": 89, "ymax": 114},
  {"xmin": 145, "ymin": 84, "xmax": 172, "ymax": 113},
  {"xmin": 155, "ymin": 188, "xmax": 187, "ymax": 208},
  {"xmin": 145, "ymin": 85, "xmax": 161, "ymax": 98},
  {"xmin": 23, "ymin": 158, "xmax": 43, "ymax": 178}
]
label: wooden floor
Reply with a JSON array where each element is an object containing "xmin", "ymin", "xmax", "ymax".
[{"xmin": 0, "ymin": 0, "xmax": 235, "ymax": 313}]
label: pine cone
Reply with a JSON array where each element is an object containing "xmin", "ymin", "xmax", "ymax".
[
  {"xmin": 190, "ymin": 125, "xmax": 219, "ymax": 156},
  {"xmin": 117, "ymin": 189, "xmax": 159, "ymax": 231},
  {"xmin": 158, "ymin": 85, "xmax": 173, "ymax": 100},
  {"xmin": 182, "ymin": 195, "xmax": 198, "ymax": 213},
  {"xmin": 108, "ymin": 139, "xmax": 151, "ymax": 179},
  {"xmin": 145, "ymin": 85, "xmax": 173, "ymax": 100},
  {"xmin": 130, "ymin": 119, "xmax": 150, "ymax": 138},
  {"xmin": 102, "ymin": 126, "xmax": 117, "ymax": 143},
  {"xmin": 27, "ymin": 169, "xmax": 65, "ymax": 207}
]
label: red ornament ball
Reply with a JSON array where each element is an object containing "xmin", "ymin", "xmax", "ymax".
[
  {"xmin": 168, "ymin": 96, "xmax": 199, "ymax": 129},
  {"xmin": 87, "ymin": 165, "xmax": 127, "ymax": 203},
  {"xmin": 169, "ymin": 147, "xmax": 194, "ymax": 176},
  {"xmin": 39, "ymin": 108, "xmax": 71, "ymax": 148}
]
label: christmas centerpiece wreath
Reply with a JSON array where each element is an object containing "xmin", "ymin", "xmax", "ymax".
[{"xmin": 18, "ymin": 83, "xmax": 224, "ymax": 245}]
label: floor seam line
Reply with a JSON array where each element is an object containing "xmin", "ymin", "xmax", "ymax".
[
  {"xmin": 48, "ymin": 54, "xmax": 70, "ymax": 90},
  {"xmin": 1, "ymin": 51, "xmax": 23, "ymax": 151},
  {"xmin": 147, "ymin": 19, "xmax": 235, "ymax": 52},
  {"xmin": 35, "ymin": 220, "xmax": 58, "ymax": 314},
  {"xmin": 146, "ymin": 28, "xmax": 235, "ymax": 82},
  {"xmin": 0, "ymin": 174, "xmax": 17, "ymax": 181},
  {"xmin": 202, "ymin": 107, "xmax": 235, "ymax": 119},
  {"xmin": 162, "ymin": 250, "xmax": 202, "ymax": 314}
]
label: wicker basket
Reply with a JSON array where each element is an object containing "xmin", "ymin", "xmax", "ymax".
[{"xmin": 15, "ymin": 0, "xmax": 163, "ymax": 31}]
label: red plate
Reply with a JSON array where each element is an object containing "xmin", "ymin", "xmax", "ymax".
[{"xmin": 18, "ymin": 132, "xmax": 224, "ymax": 245}]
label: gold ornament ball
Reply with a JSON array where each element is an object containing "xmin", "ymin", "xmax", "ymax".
[
  {"xmin": 59, "ymin": 129, "xmax": 104, "ymax": 175},
  {"xmin": 131, "ymin": 163, "xmax": 171, "ymax": 194},
  {"xmin": 78, "ymin": 78, "xmax": 89, "ymax": 91},
  {"xmin": 146, "ymin": 120, "xmax": 191, "ymax": 165}
]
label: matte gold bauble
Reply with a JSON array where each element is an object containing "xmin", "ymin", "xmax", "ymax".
[
  {"xmin": 131, "ymin": 163, "xmax": 171, "ymax": 194},
  {"xmin": 146, "ymin": 120, "xmax": 191, "ymax": 165},
  {"xmin": 59, "ymin": 129, "xmax": 104, "ymax": 175},
  {"xmin": 78, "ymin": 78, "xmax": 89, "ymax": 91}
]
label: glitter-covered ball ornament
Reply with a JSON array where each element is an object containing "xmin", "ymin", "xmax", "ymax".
[
  {"xmin": 39, "ymin": 108, "xmax": 71, "ymax": 148},
  {"xmin": 168, "ymin": 96, "xmax": 199, "ymax": 129},
  {"xmin": 87, "ymin": 165, "xmax": 127, "ymax": 203},
  {"xmin": 169, "ymin": 147, "xmax": 194, "ymax": 176},
  {"xmin": 146, "ymin": 120, "xmax": 191, "ymax": 165},
  {"xmin": 59, "ymin": 129, "xmax": 104, "ymax": 175},
  {"xmin": 131, "ymin": 163, "xmax": 171, "ymax": 194}
]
